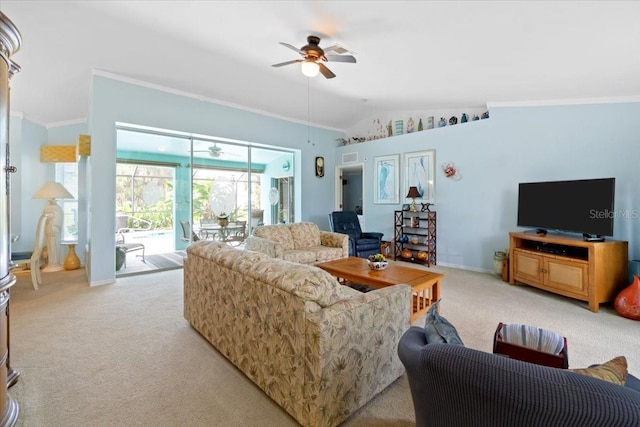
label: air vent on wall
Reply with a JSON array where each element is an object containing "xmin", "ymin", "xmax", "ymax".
[{"xmin": 342, "ymin": 152, "xmax": 358, "ymax": 164}]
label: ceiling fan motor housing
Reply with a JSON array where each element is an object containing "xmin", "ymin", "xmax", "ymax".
[{"xmin": 301, "ymin": 36, "xmax": 325, "ymax": 60}]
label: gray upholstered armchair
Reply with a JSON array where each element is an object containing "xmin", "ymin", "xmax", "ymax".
[
  {"xmin": 328, "ymin": 211, "xmax": 383, "ymax": 259},
  {"xmin": 398, "ymin": 327, "xmax": 640, "ymax": 427}
]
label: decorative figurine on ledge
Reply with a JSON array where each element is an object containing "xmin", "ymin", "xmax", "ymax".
[
  {"xmin": 407, "ymin": 117, "xmax": 415, "ymax": 133},
  {"xmin": 438, "ymin": 117, "xmax": 447, "ymax": 127},
  {"xmin": 449, "ymin": 116, "xmax": 458, "ymax": 125}
]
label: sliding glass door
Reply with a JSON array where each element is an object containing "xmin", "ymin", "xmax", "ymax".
[{"xmin": 116, "ymin": 124, "xmax": 296, "ymax": 267}]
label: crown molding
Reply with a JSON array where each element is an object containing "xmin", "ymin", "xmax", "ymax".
[
  {"xmin": 46, "ymin": 117, "xmax": 87, "ymax": 129},
  {"xmin": 488, "ymin": 96, "xmax": 640, "ymax": 109},
  {"xmin": 91, "ymin": 69, "xmax": 345, "ymax": 132}
]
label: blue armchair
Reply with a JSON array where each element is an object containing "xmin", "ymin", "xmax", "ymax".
[{"xmin": 328, "ymin": 211, "xmax": 383, "ymax": 259}]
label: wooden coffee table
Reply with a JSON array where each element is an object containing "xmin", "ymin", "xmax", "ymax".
[{"xmin": 316, "ymin": 257, "xmax": 443, "ymax": 323}]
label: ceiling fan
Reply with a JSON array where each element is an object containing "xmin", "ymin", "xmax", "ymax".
[
  {"xmin": 272, "ymin": 35, "xmax": 356, "ymax": 79},
  {"xmin": 193, "ymin": 143, "xmax": 233, "ymax": 158}
]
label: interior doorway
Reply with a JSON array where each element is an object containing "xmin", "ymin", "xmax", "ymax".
[{"xmin": 334, "ymin": 163, "xmax": 364, "ymax": 228}]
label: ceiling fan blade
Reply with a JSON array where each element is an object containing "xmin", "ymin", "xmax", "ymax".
[
  {"xmin": 318, "ymin": 63, "xmax": 336, "ymax": 79},
  {"xmin": 325, "ymin": 54, "xmax": 356, "ymax": 63},
  {"xmin": 272, "ymin": 59, "xmax": 302, "ymax": 67},
  {"xmin": 279, "ymin": 42, "xmax": 302, "ymax": 53}
]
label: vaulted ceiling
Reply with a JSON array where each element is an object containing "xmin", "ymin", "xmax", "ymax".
[{"xmin": 3, "ymin": 1, "xmax": 639, "ymax": 130}]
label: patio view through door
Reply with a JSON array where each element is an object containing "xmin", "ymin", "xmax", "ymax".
[{"xmin": 115, "ymin": 125, "xmax": 295, "ymax": 275}]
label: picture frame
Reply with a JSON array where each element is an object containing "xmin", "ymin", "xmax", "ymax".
[
  {"xmin": 373, "ymin": 154, "xmax": 400, "ymax": 204},
  {"xmin": 404, "ymin": 149, "xmax": 435, "ymax": 204}
]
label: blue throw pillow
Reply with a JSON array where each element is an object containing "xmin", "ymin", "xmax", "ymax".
[{"xmin": 424, "ymin": 300, "xmax": 464, "ymax": 346}]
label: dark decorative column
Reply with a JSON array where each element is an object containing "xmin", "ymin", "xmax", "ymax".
[{"xmin": 0, "ymin": 11, "xmax": 21, "ymax": 427}]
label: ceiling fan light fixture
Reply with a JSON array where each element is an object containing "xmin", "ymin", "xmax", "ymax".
[{"xmin": 301, "ymin": 60, "xmax": 319, "ymax": 77}]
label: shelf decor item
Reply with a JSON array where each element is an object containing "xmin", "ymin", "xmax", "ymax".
[
  {"xmin": 406, "ymin": 186, "xmax": 421, "ymax": 212},
  {"xmin": 438, "ymin": 117, "xmax": 446, "ymax": 127},
  {"xmin": 395, "ymin": 120, "xmax": 404, "ymax": 135},
  {"xmin": 614, "ymin": 275, "xmax": 640, "ymax": 320},
  {"xmin": 407, "ymin": 117, "xmax": 415, "ymax": 133}
]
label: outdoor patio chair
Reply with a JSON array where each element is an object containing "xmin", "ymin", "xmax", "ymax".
[
  {"xmin": 180, "ymin": 220, "xmax": 200, "ymax": 243},
  {"xmin": 115, "ymin": 232, "xmax": 145, "ymax": 267}
]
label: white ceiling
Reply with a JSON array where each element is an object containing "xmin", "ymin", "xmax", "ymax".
[{"xmin": 3, "ymin": 1, "xmax": 640, "ymax": 131}]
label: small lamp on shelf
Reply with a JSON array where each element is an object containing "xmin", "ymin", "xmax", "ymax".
[{"xmin": 406, "ymin": 186, "xmax": 421, "ymax": 212}]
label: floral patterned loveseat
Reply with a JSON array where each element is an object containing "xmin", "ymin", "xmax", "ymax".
[
  {"xmin": 184, "ymin": 240, "xmax": 411, "ymax": 427},
  {"xmin": 244, "ymin": 222, "xmax": 348, "ymax": 264}
]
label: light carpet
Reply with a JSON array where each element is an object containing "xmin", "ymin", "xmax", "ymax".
[{"xmin": 7, "ymin": 262, "xmax": 640, "ymax": 426}]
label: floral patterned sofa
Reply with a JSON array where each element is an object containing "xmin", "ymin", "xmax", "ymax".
[
  {"xmin": 244, "ymin": 222, "xmax": 348, "ymax": 264},
  {"xmin": 184, "ymin": 240, "xmax": 411, "ymax": 427}
]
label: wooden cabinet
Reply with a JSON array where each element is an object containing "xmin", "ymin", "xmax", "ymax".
[
  {"xmin": 393, "ymin": 210, "xmax": 436, "ymax": 266},
  {"xmin": 509, "ymin": 232, "xmax": 628, "ymax": 312},
  {"xmin": 0, "ymin": 11, "xmax": 20, "ymax": 427}
]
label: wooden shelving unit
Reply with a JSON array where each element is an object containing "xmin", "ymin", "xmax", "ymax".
[{"xmin": 394, "ymin": 209, "xmax": 436, "ymax": 267}]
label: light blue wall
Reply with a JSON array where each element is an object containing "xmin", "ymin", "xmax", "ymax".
[
  {"xmin": 336, "ymin": 102, "xmax": 640, "ymax": 272},
  {"xmin": 9, "ymin": 116, "xmax": 49, "ymax": 254},
  {"xmin": 48, "ymin": 122, "xmax": 87, "ymax": 145},
  {"xmin": 13, "ymin": 78, "xmax": 639, "ymax": 279},
  {"xmin": 87, "ymin": 75, "xmax": 343, "ymax": 285},
  {"xmin": 9, "ymin": 117, "xmax": 88, "ymax": 259}
]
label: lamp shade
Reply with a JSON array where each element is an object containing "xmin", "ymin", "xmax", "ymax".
[
  {"xmin": 33, "ymin": 182, "xmax": 74, "ymax": 200},
  {"xmin": 406, "ymin": 186, "xmax": 421, "ymax": 199}
]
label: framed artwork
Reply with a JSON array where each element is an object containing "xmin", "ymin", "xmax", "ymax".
[
  {"xmin": 315, "ymin": 156, "xmax": 324, "ymax": 177},
  {"xmin": 373, "ymin": 154, "xmax": 400, "ymax": 204},
  {"xmin": 404, "ymin": 149, "xmax": 435, "ymax": 204}
]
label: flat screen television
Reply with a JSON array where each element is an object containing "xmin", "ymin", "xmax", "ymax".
[{"xmin": 517, "ymin": 178, "xmax": 616, "ymax": 238}]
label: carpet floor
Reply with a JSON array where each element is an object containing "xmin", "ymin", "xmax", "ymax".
[{"xmin": 6, "ymin": 261, "xmax": 640, "ymax": 426}]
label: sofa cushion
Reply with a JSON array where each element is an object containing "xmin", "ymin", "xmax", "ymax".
[
  {"xmin": 499, "ymin": 323, "xmax": 565, "ymax": 356},
  {"xmin": 424, "ymin": 300, "xmax": 464, "ymax": 345},
  {"xmin": 570, "ymin": 356, "xmax": 628, "ymax": 385},
  {"xmin": 312, "ymin": 246, "xmax": 345, "ymax": 263},
  {"xmin": 254, "ymin": 224, "xmax": 295, "ymax": 250},
  {"xmin": 249, "ymin": 258, "xmax": 350, "ymax": 308},
  {"xmin": 283, "ymin": 249, "xmax": 316, "ymax": 265},
  {"xmin": 289, "ymin": 222, "xmax": 321, "ymax": 249}
]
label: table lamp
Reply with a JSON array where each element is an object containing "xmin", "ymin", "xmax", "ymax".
[
  {"xmin": 406, "ymin": 186, "xmax": 421, "ymax": 212},
  {"xmin": 33, "ymin": 182, "xmax": 74, "ymax": 272}
]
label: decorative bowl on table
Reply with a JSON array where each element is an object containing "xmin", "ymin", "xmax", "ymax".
[
  {"xmin": 368, "ymin": 254, "xmax": 388, "ymax": 270},
  {"xmin": 368, "ymin": 260, "xmax": 388, "ymax": 270}
]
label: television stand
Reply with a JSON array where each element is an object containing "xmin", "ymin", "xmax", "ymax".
[{"xmin": 509, "ymin": 232, "xmax": 628, "ymax": 312}]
